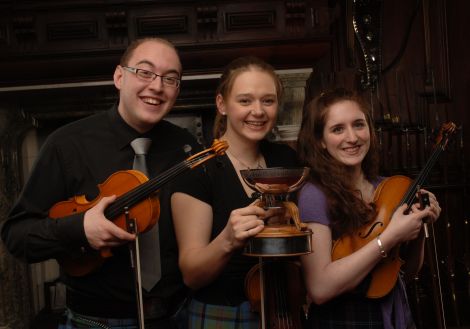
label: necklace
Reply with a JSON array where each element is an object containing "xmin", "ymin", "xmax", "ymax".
[{"xmin": 226, "ymin": 149, "xmax": 264, "ymax": 169}]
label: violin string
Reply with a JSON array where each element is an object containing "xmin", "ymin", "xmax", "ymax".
[
  {"xmin": 107, "ymin": 139, "xmax": 227, "ymax": 219},
  {"xmin": 259, "ymin": 258, "xmax": 266, "ymax": 329},
  {"xmin": 258, "ymin": 261, "xmax": 303, "ymax": 327},
  {"xmin": 111, "ymin": 159, "xmax": 196, "ymax": 215},
  {"xmin": 107, "ymin": 151, "xmax": 214, "ymax": 218},
  {"xmin": 270, "ymin": 262, "xmax": 291, "ymax": 326},
  {"xmin": 401, "ymin": 142, "xmax": 443, "ymax": 206},
  {"xmin": 106, "ymin": 163, "xmax": 187, "ymax": 217},
  {"xmin": 105, "ymin": 160, "xmax": 189, "ymax": 218},
  {"xmin": 137, "ymin": 152, "xmax": 214, "ymax": 196},
  {"xmin": 278, "ymin": 264, "xmax": 288, "ymax": 324},
  {"xmin": 277, "ymin": 265, "xmax": 285, "ymax": 319},
  {"xmin": 283, "ymin": 265, "xmax": 292, "ymax": 326}
]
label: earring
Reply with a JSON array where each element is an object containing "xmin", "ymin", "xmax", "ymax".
[{"xmin": 221, "ymin": 112, "xmax": 226, "ymax": 115}]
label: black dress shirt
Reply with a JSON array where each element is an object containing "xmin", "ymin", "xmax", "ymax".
[
  {"xmin": 171, "ymin": 140, "xmax": 299, "ymax": 306},
  {"xmin": 1, "ymin": 106, "xmax": 201, "ymax": 318}
]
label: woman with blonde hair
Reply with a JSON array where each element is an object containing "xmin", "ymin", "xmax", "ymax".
[{"xmin": 171, "ymin": 56, "xmax": 298, "ymax": 328}]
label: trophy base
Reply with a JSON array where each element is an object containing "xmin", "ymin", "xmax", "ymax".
[
  {"xmin": 239, "ymin": 167, "xmax": 312, "ymax": 257},
  {"xmin": 243, "ymin": 225, "xmax": 313, "ymax": 257}
]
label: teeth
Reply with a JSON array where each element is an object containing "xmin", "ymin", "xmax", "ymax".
[
  {"xmin": 344, "ymin": 146, "xmax": 360, "ymax": 153},
  {"xmin": 246, "ymin": 121, "xmax": 265, "ymax": 126},
  {"xmin": 142, "ymin": 97, "xmax": 161, "ymax": 105}
]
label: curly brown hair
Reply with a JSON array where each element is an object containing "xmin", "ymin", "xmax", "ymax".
[{"xmin": 297, "ymin": 88, "xmax": 380, "ymax": 238}]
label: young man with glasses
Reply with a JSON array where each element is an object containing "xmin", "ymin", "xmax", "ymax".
[{"xmin": 1, "ymin": 38, "xmax": 201, "ymax": 328}]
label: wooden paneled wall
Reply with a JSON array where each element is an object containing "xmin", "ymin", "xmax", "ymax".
[
  {"xmin": 0, "ymin": 0, "xmax": 469, "ymax": 328},
  {"xmin": 304, "ymin": 1, "xmax": 469, "ymax": 328}
]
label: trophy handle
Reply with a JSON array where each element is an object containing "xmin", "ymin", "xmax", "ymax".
[
  {"xmin": 283, "ymin": 201, "xmax": 308, "ymax": 231},
  {"xmin": 286, "ymin": 174, "xmax": 309, "ymax": 193}
]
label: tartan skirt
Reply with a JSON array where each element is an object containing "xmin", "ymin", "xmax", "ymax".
[{"xmin": 187, "ymin": 299, "xmax": 259, "ymax": 329}]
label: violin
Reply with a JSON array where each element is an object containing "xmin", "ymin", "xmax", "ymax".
[
  {"xmin": 245, "ymin": 259, "xmax": 307, "ymax": 329},
  {"xmin": 331, "ymin": 122, "xmax": 456, "ymax": 298},
  {"xmin": 49, "ymin": 139, "xmax": 228, "ymax": 276}
]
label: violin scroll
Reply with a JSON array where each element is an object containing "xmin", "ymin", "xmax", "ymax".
[
  {"xmin": 435, "ymin": 122, "xmax": 456, "ymax": 150},
  {"xmin": 186, "ymin": 139, "xmax": 228, "ymax": 169}
]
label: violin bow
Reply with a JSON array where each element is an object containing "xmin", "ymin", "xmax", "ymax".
[
  {"xmin": 125, "ymin": 208, "xmax": 146, "ymax": 329},
  {"xmin": 419, "ymin": 122, "xmax": 457, "ymax": 329}
]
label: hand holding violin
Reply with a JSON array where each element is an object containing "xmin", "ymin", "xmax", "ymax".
[
  {"xmin": 383, "ymin": 190, "xmax": 441, "ymax": 246},
  {"xmin": 417, "ymin": 189, "xmax": 441, "ymax": 224},
  {"xmin": 83, "ymin": 195, "xmax": 135, "ymax": 250}
]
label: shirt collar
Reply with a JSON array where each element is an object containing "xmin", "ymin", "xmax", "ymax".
[
  {"xmin": 108, "ymin": 105, "xmax": 166, "ymax": 150},
  {"xmin": 108, "ymin": 105, "xmax": 142, "ymax": 150}
]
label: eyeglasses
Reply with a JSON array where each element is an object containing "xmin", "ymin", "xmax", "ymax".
[{"xmin": 122, "ymin": 66, "xmax": 181, "ymax": 88}]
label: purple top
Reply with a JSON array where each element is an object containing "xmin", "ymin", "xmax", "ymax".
[
  {"xmin": 298, "ymin": 182, "xmax": 330, "ymax": 225},
  {"xmin": 298, "ymin": 178, "xmax": 383, "ymax": 225},
  {"xmin": 298, "ymin": 179, "xmax": 415, "ymax": 329}
]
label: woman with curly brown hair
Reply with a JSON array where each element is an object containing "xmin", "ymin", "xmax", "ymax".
[{"xmin": 297, "ymin": 88, "xmax": 441, "ymax": 329}]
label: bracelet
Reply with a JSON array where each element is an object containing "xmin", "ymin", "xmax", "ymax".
[{"xmin": 376, "ymin": 235, "xmax": 387, "ymax": 258}]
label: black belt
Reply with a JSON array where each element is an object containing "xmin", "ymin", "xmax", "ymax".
[
  {"xmin": 67, "ymin": 289, "xmax": 173, "ymax": 319},
  {"xmin": 68, "ymin": 309, "xmax": 179, "ymax": 329}
]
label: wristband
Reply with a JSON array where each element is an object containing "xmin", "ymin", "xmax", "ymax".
[{"xmin": 376, "ymin": 235, "xmax": 387, "ymax": 258}]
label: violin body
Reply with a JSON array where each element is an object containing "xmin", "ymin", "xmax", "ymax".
[
  {"xmin": 245, "ymin": 260, "xmax": 306, "ymax": 329},
  {"xmin": 50, "ymin": 170, "xmax": 160, "ymax": 276},
  {"xmin": 49, "ymin": 139, "xmax": 229, "ymax": 277},
  {"xmin": 332, "ymin": 175, "xmax": 411, "ymax": 298}
]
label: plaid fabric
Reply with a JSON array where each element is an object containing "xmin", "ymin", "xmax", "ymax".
[{"xmin": 187, "ymin": 299, "xmax": 259, "ymax": 329}]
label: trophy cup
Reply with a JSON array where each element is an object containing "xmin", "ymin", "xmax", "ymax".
[{"xmin": 240, "ymin": 167, "xmax": 312, "ymax": 257}]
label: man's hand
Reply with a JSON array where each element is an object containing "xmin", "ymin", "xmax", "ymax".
[{"xmin": 83, "ymin": 195, "xmax": 135, "ymax": 250}]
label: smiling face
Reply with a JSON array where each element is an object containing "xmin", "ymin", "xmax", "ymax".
[
  {"xmin": 113, "ymin": 40, "xmax": 182, "ymax": 133},
  {"xmin": 321, "ymin": 100, "xmax": 371, "ymax": 170},
  {"xmin": 217, "ymin": 69, "xmax": 278, "ymax": 143}
]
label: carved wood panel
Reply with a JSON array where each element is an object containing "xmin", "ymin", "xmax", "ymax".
[{"xmin": 0, "ymin": 0, "xmax": 333, "ymax": 87}]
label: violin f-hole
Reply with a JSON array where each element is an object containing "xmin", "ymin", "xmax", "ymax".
[{"xmin": 358, "ymin": 221, "xmax": 384, "ymax": 239}]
